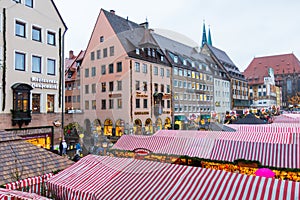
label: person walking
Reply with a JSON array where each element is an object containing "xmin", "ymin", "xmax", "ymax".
[{"xmin": 62, "ymin": 140, "xmax": 68, "ymax": 156}]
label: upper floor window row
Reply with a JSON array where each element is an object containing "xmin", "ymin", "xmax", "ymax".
[
  {"xmin": 13, "ymin": 0, "xmax": 33, "ymax": 8},
  {"xmin": 14, "ymin": 51, "xmax": 56, "ymax": 75},
  {"xmin": 15, "ymin": 20, "xmax": 56, "ymax": 46},
  {"xmin": 90, "ymin": 46, "xmax": 114, "ymax": 61}
]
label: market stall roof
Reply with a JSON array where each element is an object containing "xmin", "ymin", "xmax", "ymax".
[
  {"xmin": 0, "ymin": 132, "xmax": 74, "ymax": 185},
  {"xmin": 232, "ymin": 113, "xmax": 267, "ymax": 124},
  {"xmin": 47, "ymin": 155, "xmax": 300, "ymax": 200},
  {"xmin": 0, "ymin": 188, "xmax": 50, "ymax": 200},
  {"xmin": 211, "ymin": 140, "xmax": 300, "ymax": 169},
  {"xmin": 112, "ymin": 131, "xmax": 297, "ymax": 168}
]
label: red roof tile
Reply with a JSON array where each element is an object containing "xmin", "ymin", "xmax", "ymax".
[{"xmin": 243, "ymin": 53, "xmax": 300, "ymax": 85}]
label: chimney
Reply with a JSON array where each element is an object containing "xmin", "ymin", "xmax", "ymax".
[
  {"xmin": 140, "ymin": 22, "xmax": 149, "ymax": 29},
  {"xmin": 69, "ymin": 50, "xmax": 74, "ymax": 59},
  {"xmin": 110, "ymin": 10, "xmax": 115, "ymax": 15}
]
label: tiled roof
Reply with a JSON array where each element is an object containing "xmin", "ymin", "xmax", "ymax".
[
  {"xmin": 207, "ymin": 45, "xmax": 236, "ymax": 66},
  {"xmin": 243, "ymin": 53, "xmax": 300, "ymax": 85},
  {"xmin": 103, "ymin": 9, "xmax": 141, "ymax": 34},
  {"xmin": 0, "ymin": 132, "xmax": 73, "ymax": 185},
  {"xmin": 205, "ymin": 44, "xmax": 246, "ymax": 81},
  {"xmin": 152, "ymin": 33, "xmax": 212, "ymax": 64}
]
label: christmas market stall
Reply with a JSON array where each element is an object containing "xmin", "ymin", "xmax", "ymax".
[
  {"xmin": 110, "ymin": 130, "xmax": 300, "ymax": 181},
  {"xmin": 0, "ymin": 188, "xmax": 50, "ymax": 200},
  {"xmin": 47, "ymin": 155, "xmax": 300, "ymax": 200}
]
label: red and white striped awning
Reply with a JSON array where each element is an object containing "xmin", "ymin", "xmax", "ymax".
[
  {"xmin": 47, "ymin": 155, "xmax": 300, "ymax": 200},
  {"xmin": 211, "ymin": 140, "xmax": 300, "ymax": 168},
  {"xmin": 113, "ymin": 131, "xmax": 299, "ymax": 168},
  {"xmin": 0, "ymin": 188, "xmax": 50, "ymax": 200}
]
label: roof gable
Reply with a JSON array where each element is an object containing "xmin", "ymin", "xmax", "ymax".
[{"xmin": 244, "ymin": 53, "xmax": 300, "ymax": 77}]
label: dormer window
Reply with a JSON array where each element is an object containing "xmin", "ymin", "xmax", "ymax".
[
  {"xmin": 192, "ymin": 62, "xmax": 195, "ymax": 67},
  {"xmin": 174, "ymin": 56, "xmax": 178, "ymax": 63},
  {"xmin": 183, "ymin": 60, "xmax": 187, "ymax": 65},
  {"xmin": 136, "ymin": 48, "xmax": 140, "ymax": 55},
  {"xmin": 160, "ymin": 56, "xmax": 164, "ymax": 62}
]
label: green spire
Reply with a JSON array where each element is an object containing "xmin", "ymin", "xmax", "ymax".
[
  {"xmin": 207, "ymin": 26, "xmax": 212, "ymax": 46},
  {"xmin": 201, "ymin": 21, "xmax": 207, "ymax": 47}
]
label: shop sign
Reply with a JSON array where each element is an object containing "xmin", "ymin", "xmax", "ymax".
[
  {"xmin": 31, "ymin": 77, "xmax": 58, "ymax": 90},
  {"xmin": 109, "ymin": 93, "xmax": 122, "ymax": 98},
  {"xmin": 134, "ymin": 148, "xmax": 151, "ymax": 156}
]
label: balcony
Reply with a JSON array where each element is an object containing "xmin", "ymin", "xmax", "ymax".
[{"xmin": 11, "ymin": 110, "xmax": 32, "ymax": 128}]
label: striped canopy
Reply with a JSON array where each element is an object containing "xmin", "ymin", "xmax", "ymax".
[
  {"xmin": 0, "ymin": 188, "xmax": 50, "ymax": 200},
  {"xmin": 112, "ymin": 130, "xmax": 299, "ymax": 168},
  {"xmin": 47, "ymin": 155, "xmax": 300, "ymax": 200}
]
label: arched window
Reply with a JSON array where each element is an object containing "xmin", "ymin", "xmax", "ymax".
[{"xmin": 11, "ymin": 83, "xmax": 33, "ymax": 127}]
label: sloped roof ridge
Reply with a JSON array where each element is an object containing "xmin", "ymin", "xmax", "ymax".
[{"xmin": 102, "ymin": 8, "xmax": 141, "ymax": 34}]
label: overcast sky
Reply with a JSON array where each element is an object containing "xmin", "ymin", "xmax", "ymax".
[{"xmin": 53, "ymin": 0, "xmax": 300, "ymax": 72}]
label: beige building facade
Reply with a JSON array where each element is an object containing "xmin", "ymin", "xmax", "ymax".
[
  {"xmin": 78, "ymin": 9, "xmax": 171, "ymax": 136},
  {"xmin": 0, "ymin": 0, "xmax": 66, "ymax": 148}
]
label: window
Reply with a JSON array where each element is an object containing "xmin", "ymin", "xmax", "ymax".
[
  {"xmin": 167, "ymin": 100, "xmax": 171, "ymax": 108},
  {"xmin": 109, "ymin": 81, "xmax": 114, "ymax": 91},
  {"xmin": 72, "ymin": 96, "xmax": 76, "ymax": 103},
  {"xmin": 25, "ymin": 0, "xmax": 33, "ymax": 7},
  {"xmin": 109, "ymin": 46, "xmax": 114, "ymax": 56},
  {"xmin": 174, "ymin": 56, "xmax": 178, "ymax": 63},
  {"xmin": 136, "ymin": 81, "xmax": 140, "ymax": 91},
  {"xmin": 161, "ymin": 100, "xmax": 165, "ymax": 108},
  {"xmin": 32, "ymin": 93, "xmax": 40, "ymax": 113},
  {"xmin": 47, "ymin": 31, "xmax": 55, "ymax": 45},
  {"xmin": 109, "ymin": 99, "xmax": 114, "ymax": 109},
  {"xmin": 85, "ymin": 101, "xmax": 89, "ymax": 110},
  {"xmin": 101, "ymin": 99, "xmax": 106, "ymax": 110},
  {"xmin": 167, "ymin": 85, "xmax": 170, "ymax": 93},
  {"xmin": 103, "ymin": 48, "xmax": 107, "ymax": 58},
  {"xmin": 166, "ymin": 69, "xmax": 170, "ymax": 77},
  {"xmin": 117, "ymin": 81, "xmax": 122, "ymax": 91},
  {"xmin": 90, "ymin": 52, "xmax": 95, "ymax": 60},
  {"xmin": 100, "ymin": 36, "xmax": 104, "ymax": 42},
  {"xmin": 143, "ymin": 99, "xmax": 148, "ymax": 108},
  {"xmin": 101, "ymin": 82, "xmax": 106, "ymax": 92},
  {"xmin": 101, "ymin": 65, "xmax": 106, "ymax": 75},
  {"xmin": 161, "ymin": 84, "xmax": 164, "ymax": 93},
  {"xmin": 109, "ymin": 64, "xmax": 114, "ymax": 73},
  {"xmin": 77, "ymin": 95, "xmax": 80, "ymax": 102},
  {"xmin": 160, "ymin": 68, "xmax": 164, "ymax": 77},
  {"xmin": 136, "ymin": 48, "xmax": 140, "ymax": 55},
  {"xmin": 117, "ymin": 62, "xmax": 122, "ymax": 72},
  {"xmin": 91, "ymin": 67, "xmax": 96, "ymax": 76},
  {"xmin": 143, "ymin": 82, "xmax": 147, "ymax": 91},
  {"xmin": 85, "ymin": 85, "xmax": 89, "ymax": 94},
  {"xmin": 92, "ymin": 100, "xmax": 96, "ymax": 110},
  {"xmin": 154, "ymin": 66, "xmax": 158, "ymax": 75},
  {"xmin": 117, "ymin": 99, "xmax": 122, "ymax": 108},
  {"xmin": 12, "ymin": 83, "xmax": 31, "ymax": 118},
  {"xmin": 143, "ymin": 64, "xmax": 147, "ymax": 73},
  {"xmin": 32, "ymin": 55, "xmax": 41, "ymax": 73},
  {"xmin": 154, "ymin": 83, "xmax": 158, "ymax": 92},
  {"xmin": 136, "ymin": 99, "xmax": 140, "ymax": 108},
  {"xmin": 32, "ymin": 26, "xmax": 41, "ymax": 42},
  {"xmin": 15, "ymin": 52, "xmax": 25, "ymax": 71},
  {"xmin": 97, "ymin": 50, "xmax": 101, "ymax": 59},
  {"xmin": 135, "ymin": 62, "xmax": 140, "ymax": 72},
  {"xmin": 174, "ymin": 67, "xmax": 178, "ymax": 75},
  {"xmin": 92, "ymin": 84, "xmax": 96, "ymax": 93},
  {"xmin": 16, "ymin": 21, "xmax": 26, "ymax": 37},
  {"xmin": 85, "ymin": 68, "xmax": 89, "ymax": 77},
  {"xmin": 47, "ymin": 59, "xmax": 55, "ymax": 75},
  {"xmin": 47, "ymin": 94, "xmax": 54, "ymax": 113}
]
